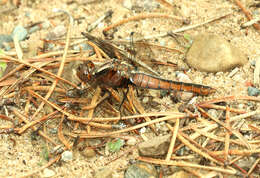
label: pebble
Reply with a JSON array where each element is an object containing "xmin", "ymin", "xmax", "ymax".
[
  {"xmin": 166, "ymin": 170, "xmax": 191, "ymax": 178},
  {"xmin": 0, "ymin": 34, "xmax": 13, "ymax": 50},
  {"xmin": 46, "ymin": 25, "xmax": 66, "ymax": 40},
  {"xmin": 247, "ymin": 86, "xmax": 260, "ymax": 96},
  {"xmin": 138, "ymin": 134, "xmax": 171, "ymax": 157},
  {"xmin": 208, "ymin": 109, "xmax": 220, "ymax": 119},
  {"xmin": 236, "ymin": 156, "xmax": 256, "ymax": 170},
  {"xmin": 186, "ymin": 33, "xmax": 247, "ymax": 72},
  {"xmin": 11, "ymin": 25, "xmax": 28, "ymax": 41},
  {"xmin": 42, "ymin": 168, "xmax": 55, "ymax": 178},
  {"xmin": 61, "ymin": 151, "xmax": 73, "ymax": 162},
  {"xmin": 94, "ymin": 167, "xmax": 113, "ymax": 178},
  {"xmin": 126, "ymin": 137, "xmax": 137, "ymax": 146},
  {"xmin": 124, "ymin": 162, "xmax": 158, "ymax": 178},
  {"xmin": 81, "ymin": 148, "xmax": 96, "ymax": 158}
]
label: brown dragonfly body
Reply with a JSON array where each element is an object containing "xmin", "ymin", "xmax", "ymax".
[{"xmin": 78, "ymin": 33, "xmax": 216, "ymax": 96}]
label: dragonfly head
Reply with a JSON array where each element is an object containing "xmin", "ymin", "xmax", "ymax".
[{"xmin": 77, "ymin": 61, "xmax": 95, "ymax": 82}]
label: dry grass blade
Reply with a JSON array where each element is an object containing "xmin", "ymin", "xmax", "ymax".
[
  {"xmin": 0, "ymin": 60, "xmax": 52, "ymax": 97},
  {"xmin": 247, "ymin": 158, "xmax": 260, "ymax": 176},
  {"xmin": 230, "ymin": 110, "xmax": 260, "ymax": 122},
  {"xmin": 210, "ymin": 149, "xmax": 260, "ymax": 156},
  {"xmin": 0, "ymin": 55, "xmax": 78, "ymax": 89},
  {"xmin": 137, "ymin": 157, "xmax": 236, "ymax": 174},
  {"xmin": 155, "ymin": 0, "xmax": 175, "ymax": 9},
  {"xmin": 197, "ymin": 106, "xmax": 251, "ymax": 149},
  {"xmin": 11, "ymin": 107, "xmax": 57, "ymax": 145},
  {"xmin": 130, "ymin": 85, "xmax": 157, "ymax": 133},
  {"xmin": 197, "ymin": 95, "xmax": 260, "ymax": 106},
  {"xmin": 31, "ymin": 11, "xmax": 73, "ymax": 120},
  {"xmin": 102, "ymin": 13, "xmax": 184, "ymax": 34},
  {"xmin": 166, "ymin": 119, "xmax": 179, "ymax": 161},
  {"xmin": 29, "ymin": 89, "xmax": 184, "ymax": 123},
  {"xmin": 224, "ymin": 106, "xmax": 231, "ymax": 161},
  {"xmin": 134, "ymin": 12, "xmax": 232, "ymax": 41},
  {"xmin": 86, "ymin": 86, "xmax": 102, "ymax": 133},
  {"xmin": 13, "ymin": 34, "xmax": 23, "ymax": 60},
  {"xmin": 199, "ymin": 103, "xmax": 246, "ymax": 114},
  {"xmin": 58, "ymin": 115, "xmax": 72, "ymax": 150},
  {"xmin": 192, "ymin": 127, "xmax": 246, "ymax": 147},
  {"xmin": 177, "ymin": 131, "xmax": 224, "ymax": 166},
  {"xmin": 232, "ymin": 0, "xmax": 260, "ymax": 31},
  {"xmin": 18, "ymin": 110, "xmax": 60, "ymax": 134},
  {"xmin": 75, "ymin": 114, "xmax": 186, "ymax": 138},
  {"xmin": 105, "ymin": 87, "xmax": 133, "ymax": 113}
]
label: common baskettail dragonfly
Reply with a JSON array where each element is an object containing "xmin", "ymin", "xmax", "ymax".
[{"xmin": 77, "ymin": 32, "xmax": 216, "ymax": 96}]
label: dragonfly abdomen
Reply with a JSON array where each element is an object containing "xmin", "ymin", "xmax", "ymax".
[{"xmin": 130, "ymin": 72, "xmax": 216, "ymax": 96}]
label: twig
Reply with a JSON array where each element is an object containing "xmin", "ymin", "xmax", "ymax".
[{"xmin": 133, "ymin": 12, "xmax": 232, "ymax": 41}]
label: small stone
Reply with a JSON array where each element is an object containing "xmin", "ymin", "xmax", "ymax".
[
  {"xmin": 125, "ymin": 162, "xmax": 158, "ymax": 178},
  {"xmin": 73, "ymin": 43, "xmax": 93, "ymax": 51},
  {"xmin": 236, "ymin": 156, "xmax": 256, "ymax": 170},
  {"xmin": 11, "ymin": 25, "xmax": 28, "ymax": 41},
  {"xmin": 61, "ymin": 151, "xmax": 73, "ymax": 162},
  {"xmin": 88, "ymin": 139, "xmax": 102, "ymax": 147},
  {"xmin": 122, "ymin": 0, "xmax": 133, "ymax": 10},
  {"xmin": 81, "ymin": 148, "xmax": 96, "ymax": 158},
  {"xmin": 247, "ymin": 86, "xmax": 260, "ymax": 96},
  {"xmin": 126, "ymin": 137, "xmax": 137, "ymax": 146},
  {"xmin": 42, "ymin": 168, "xmax": 55, "ymax": 178},
  {"xmin": 94, "ymin": 167, "xmax": 113, "ymax": 178},
  {"xmin": 166, "ymin": 170, "xmax": 191, "ymax": 178},
  {"xmin": 208, "ymin": 109, "xmax": 219, "ymax": 119},
  {"xmin": 186, "ymin": 33, "xmax": 247, "ymax": 72},
  {"xmin": 0, "ymin": 34, "xmax": 13, "ymax": 50},
  {"xmin": 46, "ymin": 25, "xmax": 66, "ymax": 40},
  {"xmin": 138, "ymin": 134, "xmax": 171, "ymax": 157}
]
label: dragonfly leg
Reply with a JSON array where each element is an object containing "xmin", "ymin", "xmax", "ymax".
[{"xmin": 118, "ymin": 87, "xmax": 130, "ymax": 113}]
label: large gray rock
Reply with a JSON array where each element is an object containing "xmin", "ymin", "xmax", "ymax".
[{"xmin": 186, "ymin": 33, "xmax": 247, "ymax": 72}]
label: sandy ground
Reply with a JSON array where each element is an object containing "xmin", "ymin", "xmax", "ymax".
[{"xmin": 0, "ymin": 0, "xmax": 260, "ymax": 177}]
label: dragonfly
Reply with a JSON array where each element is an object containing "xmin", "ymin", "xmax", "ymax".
[{"xmin": 77, "ymin": 32, "xmax": 216, "ymax": 96}]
